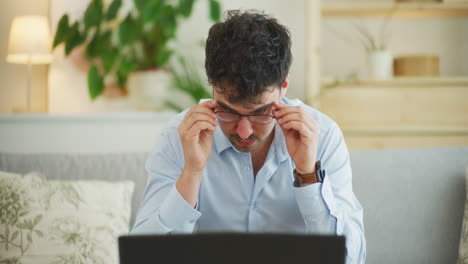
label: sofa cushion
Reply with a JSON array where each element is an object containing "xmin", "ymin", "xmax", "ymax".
[
  {"xmin": 458, "ymin": 167, "xmax": 468, "ymax": 264},
  {"xmin": 351, "ymin": 146, "xmax": 468, "ymax": 264},
  {"xmin": 0, "ymin": 152, "xmax": 148, "ymax": 226},
  {"xmin": 0, "ymin": 170, "xmax": 134, "ymax": 264}
]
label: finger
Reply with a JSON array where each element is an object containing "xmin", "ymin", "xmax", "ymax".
[
  {"xmin": 186, "ymin": 120, "xmax": 218, "ymax": 139},
  {"xmin": 277, "ymin": 112, "xmax": 303, "ymax": 125},
  {"xmin": 272, "ymin": 100, "xmax": 287, "ymax": 109},
  {"xmin": 280, "ymin": 120, "xmax": 313, "ymax": 139},
  {"xmin": 199, "ymin": 99, "xmax": 217, "ymax": 109},
  {"xmin": 273, "ymin": 105, "xmax": 302, "ymax": 119},
  {"xmin": 182, "ymin": 100, "xmax": 217, "ymax": 123},
  {"xmin": 186, "ymin": 112, "xmax": 218, "ymax": 127},
  {"xmin": 277, "ymin": 113, "xmax": 318, "ymax": 132},
  {"xmin": 181, "ymin": 101, "xmax": 217, "ymax": 129}
]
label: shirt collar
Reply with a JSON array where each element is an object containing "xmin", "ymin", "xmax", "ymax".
[
  {"xmin": 214, "ymin": 127, "xmax": 234, "ymax": 154},
  {"xmin": 272, "ymin": 122, "xmax": 289, "ymax": 163}
]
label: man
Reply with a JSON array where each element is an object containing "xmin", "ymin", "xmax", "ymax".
[{"xmin": 132, "ymin": 10, "xmax": 366, "ymax": 264}]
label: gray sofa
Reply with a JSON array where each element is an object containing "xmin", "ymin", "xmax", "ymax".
[{"xmin": 1, "ymin": 146, "xmax": 467, "ymax": 264}]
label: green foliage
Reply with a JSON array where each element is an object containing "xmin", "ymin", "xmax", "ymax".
[
  {"xmin": 166, "ymin": 56, "xmax": 211, "ymax": 112},
  {"xmin": 209, "ymin": 0, "xmax": 221, "ymax": 22},
  {"xmin": 53, "ymin": 0, "xmax": 222, "ymax": 100},
  {"xmin": 88, "ymin": 65, "xmax": 104, "ymax": 100}
]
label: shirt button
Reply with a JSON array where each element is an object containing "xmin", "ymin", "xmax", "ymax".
[
  {"xmin": 244, "ymin": 167, "xmax": 249, "ymax": 171},
  {"xmin": 313, "ymin": 195, "xmax": 319, "ymax": 201}
]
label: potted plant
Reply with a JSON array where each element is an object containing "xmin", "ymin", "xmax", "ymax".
[
  {"xmin": 352, "ymin": 9, "xmax": 395, "ymax": 81},
  {"xmin": 354, "ymin": 21, "xmax": 393, "ymax": 81},
  {"xmin": 52, "ymin": 0, "xmax": 221, "ymax": 109}
]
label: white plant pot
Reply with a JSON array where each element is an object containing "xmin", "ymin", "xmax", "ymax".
[
  {"xmin": 127, "ymin": 70, "xmax": 171, "ymax": 110},
  {"xmin": 368, "ymin": 50, "xmax": 393, "ymax": 81}
]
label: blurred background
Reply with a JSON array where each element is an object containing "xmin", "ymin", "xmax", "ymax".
[
  {"xmin": 0, "ymin": 0, "xmax": 467, "ymax": 151},
  {"xmin": 0, "ymin": 2, "xmax": 467, "ymax": 263}
]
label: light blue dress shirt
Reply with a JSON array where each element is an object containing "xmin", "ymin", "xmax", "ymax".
[{"xmin": 132, "ymin": 98, "xmax": 366, "ymax": 264}]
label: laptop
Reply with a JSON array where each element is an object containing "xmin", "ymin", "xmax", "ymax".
[{"xmin": 119, "ymin": 233, "xmax": 346, "ymax": 264}]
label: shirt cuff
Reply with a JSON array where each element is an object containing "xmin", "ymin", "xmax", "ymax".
[
  {"xmin": 293, "ymin": 179, "xmax": 330, "ymax": 217},
  {"xmin": 158, "ymin": 185, "xmax": 202, "ymax": 231}
]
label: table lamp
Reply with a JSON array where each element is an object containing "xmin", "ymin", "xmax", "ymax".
[{"xmin": 6, "ymin": 15, "xmax": 53, "ymax": 112}]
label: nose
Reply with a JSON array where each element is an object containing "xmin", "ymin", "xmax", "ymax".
[{"xmin": 235, "ymin": 117, "xmax": 253, "ymax": 140}]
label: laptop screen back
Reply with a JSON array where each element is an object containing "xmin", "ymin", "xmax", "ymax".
[{"xmin": 119, "ymin": 233, "xmax": 346, "ymax": 264}]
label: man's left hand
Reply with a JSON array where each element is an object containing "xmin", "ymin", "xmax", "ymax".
[{"xmin": 272, "ymin": 101, "xmax": 319, "ymax": 175}]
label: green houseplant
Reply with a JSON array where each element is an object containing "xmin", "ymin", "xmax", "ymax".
[
  {"xmin": 165, "ymin": 55, "xmax": 211, "ymax": 112},
  {"xmin": 53, "ymin": 0, "xmax": 221, "ymax": 101}
]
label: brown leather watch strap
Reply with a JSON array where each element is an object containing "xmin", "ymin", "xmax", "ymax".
[{"xmin": 293, "ymin": 161, "xmax": 322, "ymax": 185}]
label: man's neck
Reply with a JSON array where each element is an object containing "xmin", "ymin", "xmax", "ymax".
[{"xmin": 251, "ymin": 128, "xmax": 275, "ymax": 177}]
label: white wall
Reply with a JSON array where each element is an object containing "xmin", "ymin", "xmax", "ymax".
[{"xmin": 0, "ymin": 112, "xmax": 175, "ymax": 153}]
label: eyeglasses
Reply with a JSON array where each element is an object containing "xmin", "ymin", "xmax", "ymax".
[{"xmin": 213, "ymin": 111, "xmax": 275, "ymax": 124}]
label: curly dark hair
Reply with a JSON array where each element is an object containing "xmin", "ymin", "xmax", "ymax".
[{"xmin": 205, "ymin": 10, "xmax": 292, "ymax": 103}]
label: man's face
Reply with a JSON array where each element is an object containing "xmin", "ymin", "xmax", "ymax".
[{"xmin": 213, "ymin": 87, "xmax": 282, "ymax": 153}]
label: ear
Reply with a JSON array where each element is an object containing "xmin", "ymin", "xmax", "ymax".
[{"xmin": 280, "ymin": 76, "xmax": 289, "ymax": 97}]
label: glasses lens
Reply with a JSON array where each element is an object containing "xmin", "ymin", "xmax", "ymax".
[
  {"xmin": 215, "ymin": 112, "xmax": 239, "ymax": 123},
  {"xmin": 249, "ymin": 115, "xmax": 274, "ymax": 124}
]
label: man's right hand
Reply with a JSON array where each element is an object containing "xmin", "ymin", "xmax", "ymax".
[{"xmin": 178, "ymin": 100, "xmax": 218, "ymax": 175}]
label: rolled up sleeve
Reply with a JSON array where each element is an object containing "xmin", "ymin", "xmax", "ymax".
[
  {"xmin": 131, "ymin": 121, "xmax": 202, "ymax": 234},
  {"xmin": 294, "ymin": 122, "xmax": 366, "ymax": 264}
]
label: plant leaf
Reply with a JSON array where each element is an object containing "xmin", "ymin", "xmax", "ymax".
[
  {"xmin": 155, "ymin": 48, "xmax": 173, "ymax": 67},
  {"xmin": 84, "ymin": 0, "xmax": 103, "ymax": 31},
  {"xmin": 164, "ymin": 100, "xmax": 184, "ymax": 112},
  {"xmin": 143, "ymin": 0, "xmax": 164, "ymax": 23},
  {"xmin": 118, "ymin": 57, "xmax": 139, "ymax": 76},
  {"xmin": 60, "ymin": 184, "xmax": 81, "ymax": 209},
  {"xmin": 158, "ymin": 5, "xmax": 178, "ymax": 39},
  {"xmin": 53, "ymin": 14, "xmax": 70, "ymax": 48},
  {"xmin": 119, "ymin": 14, "xmax": 140, "ymax": 46},
  {"xmin": 27, "ymin": 233, "xmax": 32, "ymax": 243},
  {"xmin": 208, "ymin": 0, "xmax": 221, "ymax": 22},
  {"xmin": 34, "ymin": 230, "xmax": 44, "ymax": 238},
  {"xmin": 32, "ymin": 215, "xmax": 43, "ymax": 227},
  {"xmin": 10, "ymin": 231, "xmax": 18, "ymax": 242},
  {"xmin": 65, "ymin": 22, "xmax": 85, "ymax": 55},
  {"xmin": 106, "ymin": 0, "xmax": 122, "ymax": 20},
  {"xmin": 88, "ymin": 65, "xmax": 104, "ymax": 100},
  {"xmin": 178, "ymin": 0, "xmax": 195, "ymax": 18},
  {"xmin": 101, "ymin": 49, "xmax": 118, "ymax": 74},
  {"xmin": 133, "ymin": 0, "xmax": 147, "ymax": 14},
  {"xmin": 86, "ymin": 30, "xmax": 111, "ymax": 58}
]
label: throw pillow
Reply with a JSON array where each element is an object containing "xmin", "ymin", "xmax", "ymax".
[
  {"xmin": 458, "ymin": 167, "xmax": 468, "ymax": 264},
  {"xmin": 0, "ymin": 170, "xmax": 134, "ymax": 264}
]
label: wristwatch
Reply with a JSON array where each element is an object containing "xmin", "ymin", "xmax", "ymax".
[{"xmin": 293, "ymin": 160, "xmax": 325, "ymax": 185}]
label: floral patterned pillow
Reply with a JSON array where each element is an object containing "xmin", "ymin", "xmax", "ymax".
[
  {"xmin": 458, "ymin": 167, "xmax": 468, "ymax": 264},
  {"xmin": 0, "ymin": 171, "xmax": 134, "ymax": 264}
]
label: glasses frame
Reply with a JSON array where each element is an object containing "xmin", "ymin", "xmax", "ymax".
[{"xmin": 213, "ymin": 110, "xmax": 276, "ymax": 125}]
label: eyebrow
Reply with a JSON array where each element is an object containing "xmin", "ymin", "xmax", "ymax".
[{"xmin": 217, "ymin": 101, "xmax": 273, "ymax": 114}]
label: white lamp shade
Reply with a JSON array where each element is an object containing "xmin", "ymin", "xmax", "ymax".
[{"xmin": 7, "ymin": 16, "xmax": 53, "ymax": 64}]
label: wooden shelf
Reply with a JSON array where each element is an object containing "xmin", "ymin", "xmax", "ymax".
[
  {"xmin": 342, "ymin": 126, "xmax": 468, "ymax": 136},
  {"xmin": 322, "ymin": 2, "xmax": 468, "ymax": 18},
  {"xmin": 323, "ymin": 76, "xmax": 468, "ymax": 88}
]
